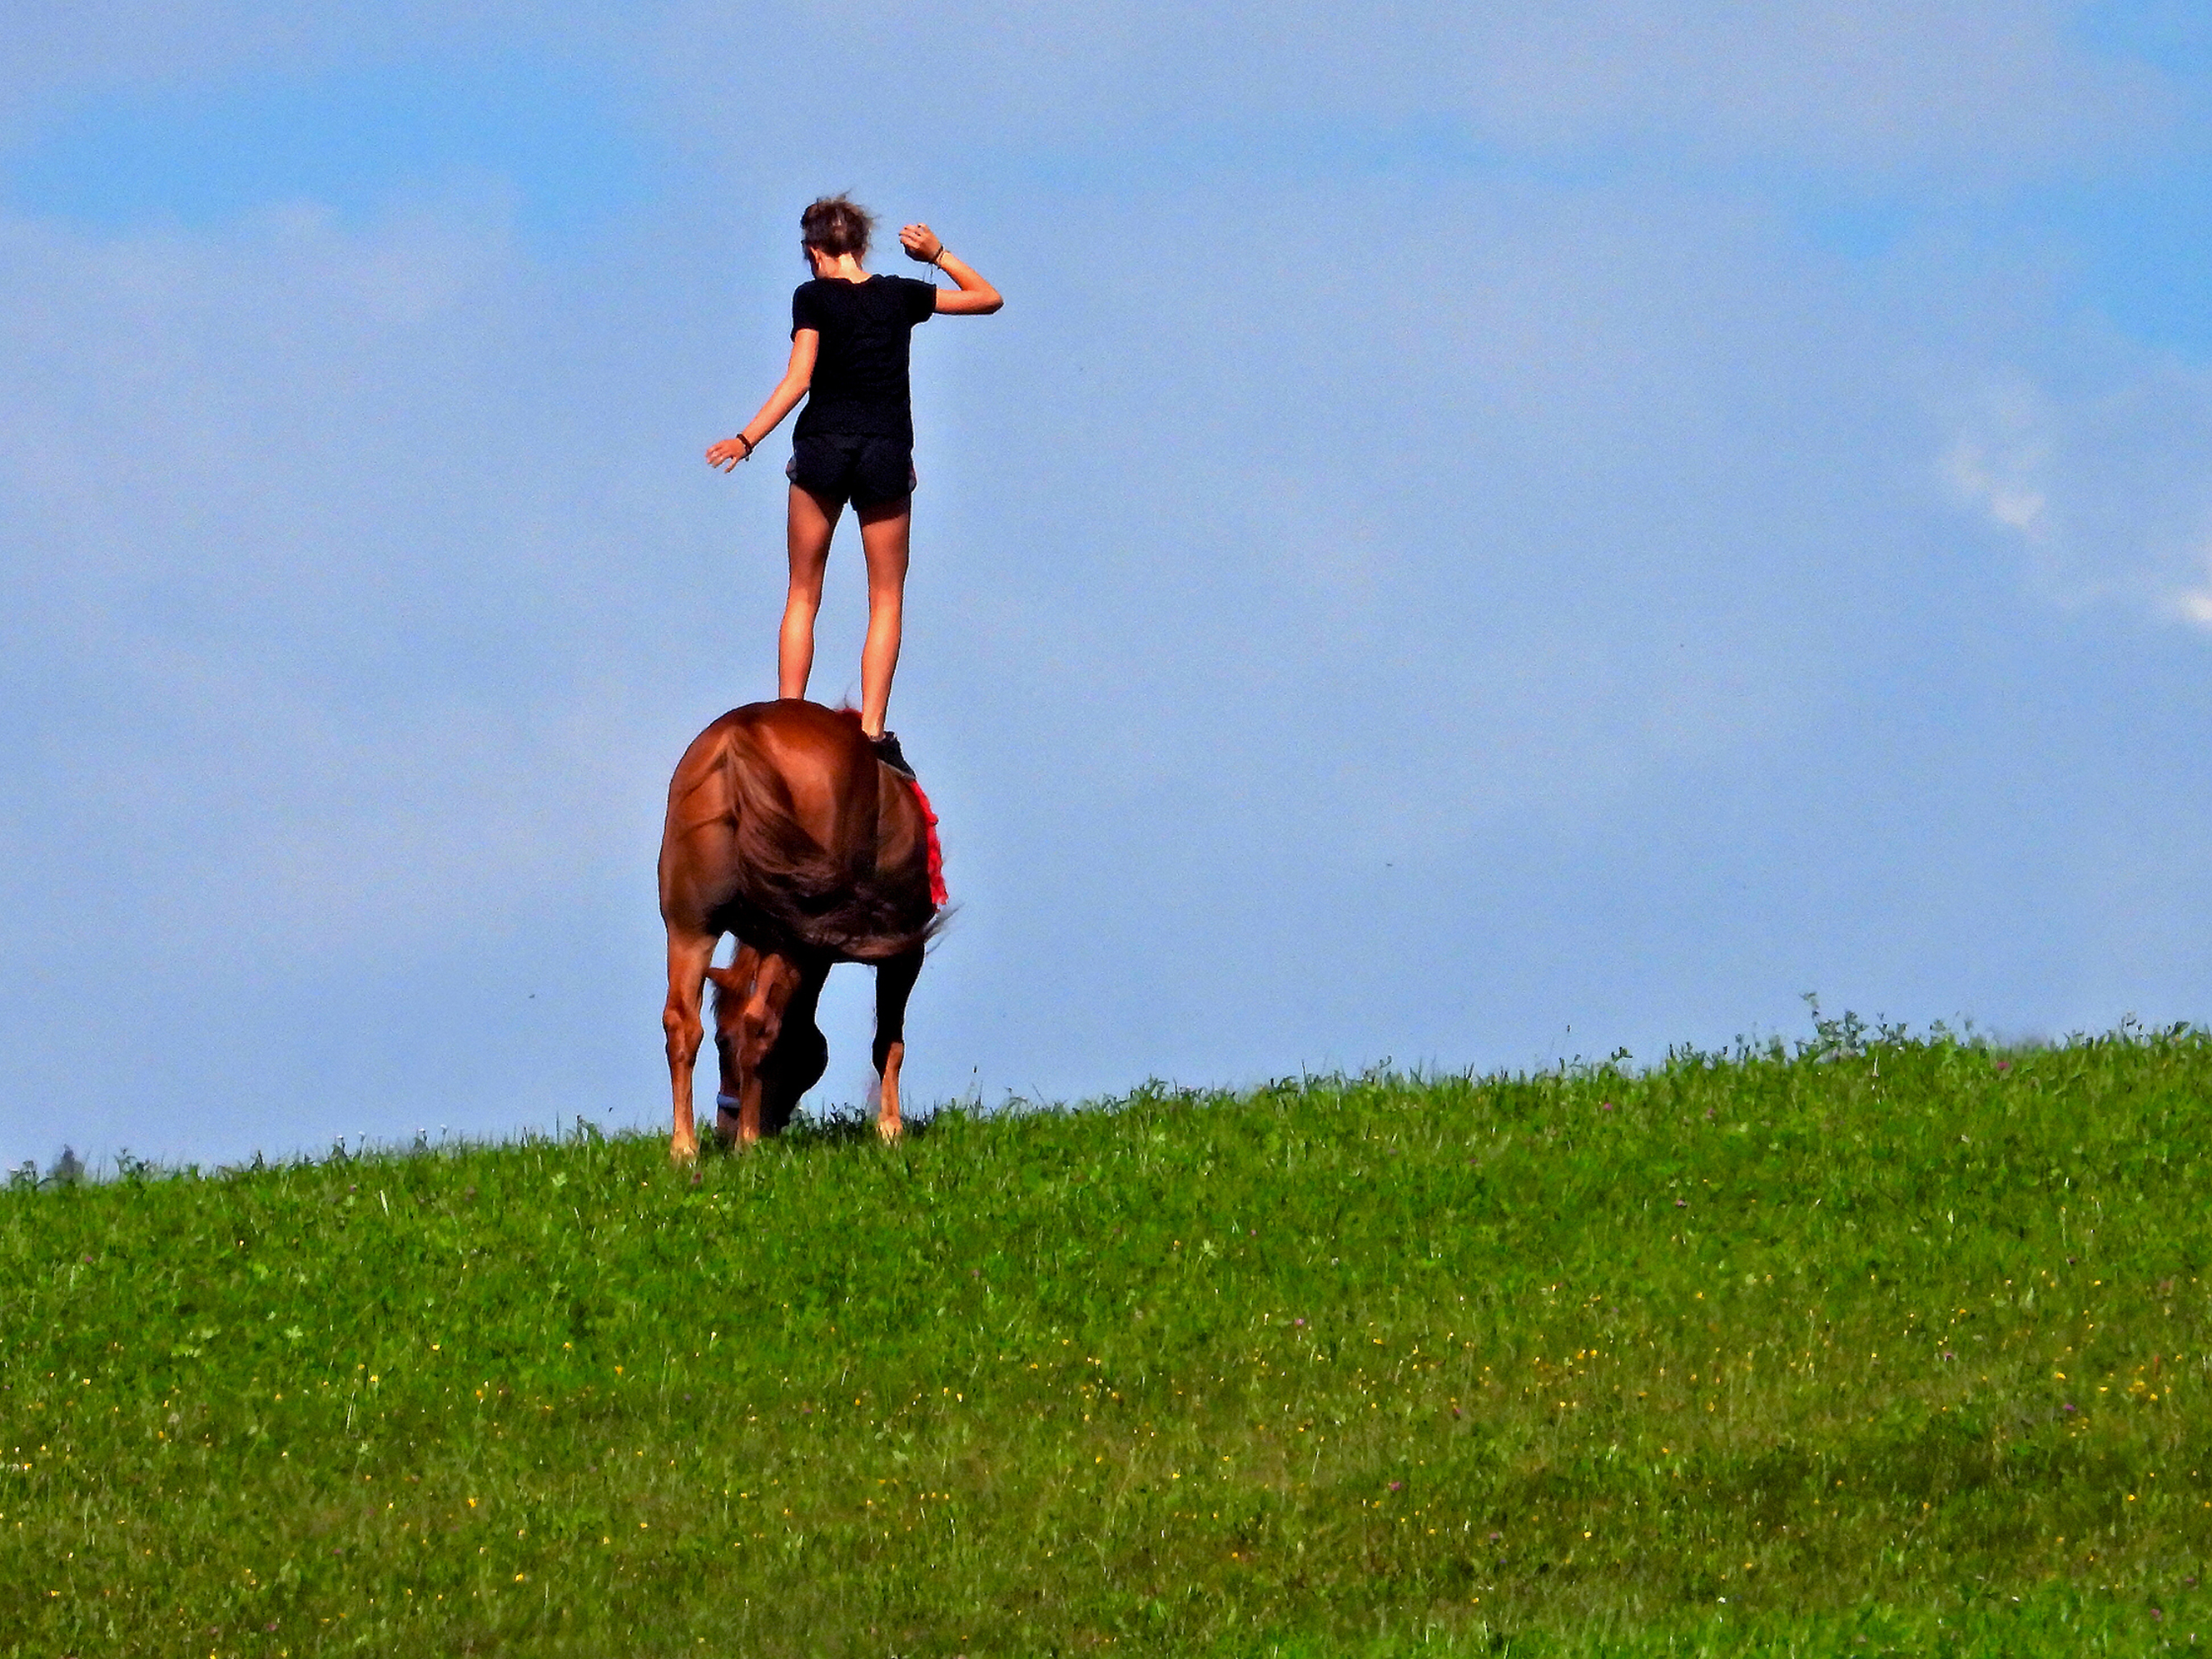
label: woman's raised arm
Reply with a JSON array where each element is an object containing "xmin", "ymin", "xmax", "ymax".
[{"xmin": 901, "ymin": 223, "xmax": 1002, "ymax": 315}]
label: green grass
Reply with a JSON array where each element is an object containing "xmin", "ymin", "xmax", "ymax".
[{"xmin": 6, "ymin": 1024, "xmax": 2212, "ymax": 1655}]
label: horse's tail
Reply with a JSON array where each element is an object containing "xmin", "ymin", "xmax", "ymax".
[{"xmin": 719, "ymin": 733, "xmax": 941, "ymax": 961}]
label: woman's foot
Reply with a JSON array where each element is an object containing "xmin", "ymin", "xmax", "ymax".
[{"xmin": 871, "ymin": 730, "xmax": 917, "ymax": 780}]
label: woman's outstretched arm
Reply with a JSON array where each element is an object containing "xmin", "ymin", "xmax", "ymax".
[
  {"xmin": 900, "ymin": 223, "xmax": 1002, "ymax": 315},
  {"xmin": 707, "ymin": 329, "xmax": 819, "ymax": 470}
]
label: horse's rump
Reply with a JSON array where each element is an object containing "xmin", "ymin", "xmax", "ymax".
[{"xmin": 679, "ymin": 705, "xmax": 940, "ymax": 963}]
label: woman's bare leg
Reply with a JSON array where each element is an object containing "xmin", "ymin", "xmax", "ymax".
[
  {"xmin": 856, "ymin": 496, "xmax": 912, "ymax": 738},
  {"xmin": 779, "ymin": 485, "xmax": 840, "ymax": 700}
]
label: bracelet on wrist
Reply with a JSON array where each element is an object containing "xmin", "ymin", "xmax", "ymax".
[{"xmin": 737, "ymin": 434, "xmax": 755, "ymax": 457}]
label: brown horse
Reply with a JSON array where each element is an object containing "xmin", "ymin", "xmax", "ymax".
[{"xmin": 658, "ymin": 700, "xmax": 941, "ymax": 1160}]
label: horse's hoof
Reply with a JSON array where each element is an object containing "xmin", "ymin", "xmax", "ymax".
[
  {"xmin": 669, "ymin": 1136, "xmax": 698, "ymax": 1166},
  {"xmin": 874, "ymin": 1118, "xmax": 903, "ymax": 1143}
]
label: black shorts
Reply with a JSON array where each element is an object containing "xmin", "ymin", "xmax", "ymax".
[{"xmin": 787, "ymin": 434, "xmax": 916, "ymax": 509}]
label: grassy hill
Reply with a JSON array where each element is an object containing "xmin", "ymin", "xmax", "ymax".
[{"xmin": 5, "ymin": 1024, "xmax": 2212, "ymax": 1656}]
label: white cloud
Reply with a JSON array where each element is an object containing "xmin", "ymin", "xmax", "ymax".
[{"xmin": 1947, "ymin": 355, "xmax": 2212, "ymax": 628}]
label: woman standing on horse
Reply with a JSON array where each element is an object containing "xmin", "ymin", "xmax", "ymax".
[{"xmin": 707, "ymin": 196, "xmax": 1002, "ymax": 779}]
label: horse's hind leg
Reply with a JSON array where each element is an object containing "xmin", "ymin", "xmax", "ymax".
[
  {"xmin": 662, "ymin": 926, "xmax": 718, "ymax": 1165},
  {"xmin": 870, "ymin": 949, "xmax": 922, "ymax": 1142}
]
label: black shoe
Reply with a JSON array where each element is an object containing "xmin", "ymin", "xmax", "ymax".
[{"xmin": 871, "ymin": 731, "xmax": 917, "ymax": 780}]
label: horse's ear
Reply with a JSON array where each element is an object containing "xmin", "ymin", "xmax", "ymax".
[{"xmin": 703, "ymin": 965, "xmax": 738, "ymax": 992}]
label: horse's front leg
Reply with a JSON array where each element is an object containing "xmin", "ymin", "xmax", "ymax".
[
  {"xmin": 870, "ymin": 950, "xmax": 923, "ymax": 1142},
  {"xmin": 707, "ymin": 945, "xmax": 757, "ymax": 1146},
  {"xmin": 662, "ymin": 926, "xmax": 718, "ymax": 1165}
]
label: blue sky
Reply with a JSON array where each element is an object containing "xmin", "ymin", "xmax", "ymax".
[
  {"xmin": 5, "ymin": 59, "xmax": 652, "ymax": 236},
  {"xmin": 4, "ymin": 2, "xmax": 2212, "ymax": 1170}
]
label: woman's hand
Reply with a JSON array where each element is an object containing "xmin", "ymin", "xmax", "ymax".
[
  {"xmin": 898, "ymin": 223, "xmax": 944, "ymax": 265},
  {"xmin": 706, "ymin": 434, "xmax": 755, "ymax": 470}
]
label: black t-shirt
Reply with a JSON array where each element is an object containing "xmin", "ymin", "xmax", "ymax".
[{"xmin": 791, "ymin": 275, "xmax": 938, "ymax": 443}]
